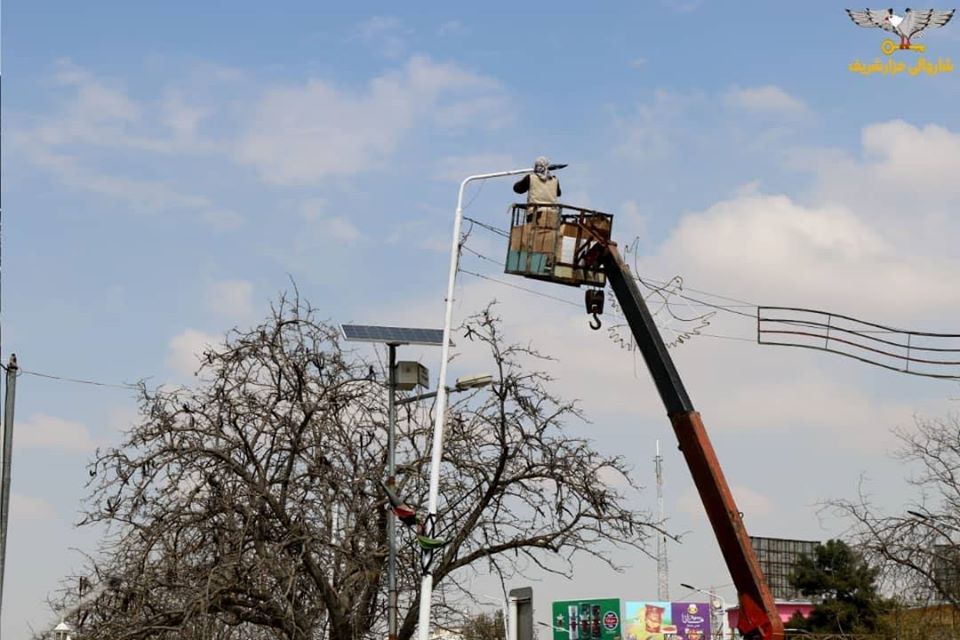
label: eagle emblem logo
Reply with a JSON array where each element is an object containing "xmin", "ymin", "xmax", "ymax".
[{"xmin": 846, "ymin": 8, "xmax": 955, "ymax": 53}]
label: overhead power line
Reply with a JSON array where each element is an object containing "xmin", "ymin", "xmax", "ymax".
[{"xmin": 0, "ymin": 363, "xmax": 144, "ymax": 391}]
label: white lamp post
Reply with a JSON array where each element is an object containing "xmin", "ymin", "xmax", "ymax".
[
  {"xmin": 417, "ymin": 166, "xmax": 541, "ymax": 640},
  {"xmin": 680, "ymin": 583, "xmax": 727, "ymax": 640}
]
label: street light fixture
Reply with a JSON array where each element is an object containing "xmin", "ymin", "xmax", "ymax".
[
  {"xmin": 419, "ymin": 161, "xmax": 567, "ymax": 640},
  {"xmin": 340, "ymin": 324, "xmax": 445, "ymax": 640},
  {"xmin": 339, "ymin": 324, "xmax": 494, "ymax": 640},
  {"xmin": 680, "ymin": 583, "xmax": 727, "ymax": 640},
  {"xmin": 395, "ymin": 374, "xmax": 494, "ymax": 406}
]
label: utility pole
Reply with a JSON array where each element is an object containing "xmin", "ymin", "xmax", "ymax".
[
  {"xmin": 655, "ymin": 440, "xmax": 669, "ymax": 601},
  {"xmin": 387, "ymin": 344, "xmax": 398, "ymax": 640},
  {"xmin": 0, "ymin": 353, "xmax": 19, "ymax": 613}
]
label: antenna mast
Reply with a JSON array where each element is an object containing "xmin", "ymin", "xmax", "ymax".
[{"xmin": 655, "ymin": 440, "xmax": 669, "ymax": 600}]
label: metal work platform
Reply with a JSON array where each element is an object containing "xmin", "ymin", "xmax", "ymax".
[{"xmin": 504, "ymin": 203, "xmax": 613, "ymax": 287}]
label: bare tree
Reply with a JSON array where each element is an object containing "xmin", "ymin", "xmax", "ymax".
[
  {"xmin": 828, "ymin": 414, "xmax": 960, "ymax": 622},
  {"xmin": 460, "ymin": 611, "xmax": 505, "ymax": 640},
  {"xmin": 55, "ymin": 296, "xmax": 656, "ymax": 640}
]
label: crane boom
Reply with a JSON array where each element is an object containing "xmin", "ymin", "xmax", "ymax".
[
  {"xmin": 601, "ymin": 245, "xmax": 783, "ymax": 640},
  {"xmin": 503, "ymin": 202, "xmax": 783, "ymax": 639}
]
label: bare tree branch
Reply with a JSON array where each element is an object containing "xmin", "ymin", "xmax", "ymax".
[{"xmin": 51, "ymin": 297, "xmax": 660, "ymax": 640}]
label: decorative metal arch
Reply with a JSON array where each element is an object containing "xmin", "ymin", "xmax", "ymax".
[{"xmin": 757, "ymin": 306, "xmax": 960, "ymax": 380}]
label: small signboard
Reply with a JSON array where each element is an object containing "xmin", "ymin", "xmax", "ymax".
[
  {"xmin": 551, "ymin": 599, "xmax": 622, "ymax": 640},
  {"xmin": 623, "ymin": 601, "xmax": 711, "ymax": 640}
]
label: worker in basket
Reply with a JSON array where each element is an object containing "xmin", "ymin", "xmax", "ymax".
[{"xmin": 513, "ymin": 156, "xmax": 562, "ymax": 266}]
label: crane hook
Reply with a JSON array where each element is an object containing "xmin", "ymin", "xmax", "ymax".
[{"xmin": 585, "ymin": 288, "xmax": 605, "ymax": 331}]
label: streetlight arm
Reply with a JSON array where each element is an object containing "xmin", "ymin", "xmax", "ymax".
[
  {"xmin": 458, "ymin": 168, "xmax": 534, "ymax": 199},
  {"xmin": 418, "ymin": 165, "xmax": 540, "ymax": 640},
  {"xmin": 396, "ymin": 376, "xmax": 494, "ymax": 406}
]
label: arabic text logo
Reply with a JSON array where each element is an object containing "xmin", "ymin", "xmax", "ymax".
[{"xmin": 846, "ymin": 8, "xmax": 954, "ymax": 74}]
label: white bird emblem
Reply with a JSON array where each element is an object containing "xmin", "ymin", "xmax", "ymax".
[{"xmin": 846, "ymin": 8, "xmax": 955, "ymax": 49}]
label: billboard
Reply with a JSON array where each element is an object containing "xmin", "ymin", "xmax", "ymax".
[
  {"xmin": 623, "ymin": 601, "xmax": 711, "ymax": 640},
  {"xmin": 551, "ymin": 599, "xmax": 622, "ymax": 640},
  {"xmin": 749, "ymin": 536, "xmax": 821, "ymax": 600}
]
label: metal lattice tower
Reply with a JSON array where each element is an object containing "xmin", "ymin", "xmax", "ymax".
[{"xmin": 655, "ymin": 440, "xmax": 669, "ymax": 600}]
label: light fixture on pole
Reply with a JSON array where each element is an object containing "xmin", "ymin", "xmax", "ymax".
[
  {"xmin": 340, "ymin": 324, "xmax": 444, "ymax": 640},
  {"xmin": 680, "ymin": 583, "xmax": 727, "ymax": 640},
  {"xmin": 395, "ymin": 374, "xmax": 494, "ymax": 406},
  {"xmin": 418, "ymin": 160, "xmax": 568, "ymax": 640}
]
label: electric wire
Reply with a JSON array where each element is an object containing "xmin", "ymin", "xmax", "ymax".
[
  {"xmin": 460, "ymin": 180, "xmax": 487, "ymax": 212},
  {"xmin": 632, "ymin": 271, "xmax": 758, "ymax": 308},
  {"xmin": 462, "ymin": 216, "xmax": 509, "ymax": 239},
  {"xmin": 460, "ymin": 245, "xmax": 502, "ymax": 267},
  {"xmin": 460, "ymin": 217, "xmax": 761, "ymax": 318},
  {"xmin": 456, "ymin": 225, "xmax": 767, "ymax": 345},
  {"xmin": 458, "ymin": 255, "xmax": 757, "ymax": 344},
  {"xmin": 458, "ymin": 269, "xmax": 581, "ymax": 308},
  {"xmin": 0, "ymin": 364, "xmax": 143, "ymax": 390},
  {"xmin": 13, "ymin": 225, "xmax": 761, "ymax": 393}
]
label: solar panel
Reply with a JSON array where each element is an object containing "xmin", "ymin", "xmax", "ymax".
[{"xmin": 340, "ymin": 324, "xmax": 445, "ymax": 346}]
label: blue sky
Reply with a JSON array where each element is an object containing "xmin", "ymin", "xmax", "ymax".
[{"xmin": 3, "ymin": 1, "xmax": 960, "ymax": 637}]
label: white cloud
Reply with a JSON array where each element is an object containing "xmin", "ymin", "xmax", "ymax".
[
  {"xmin": 41, "ymin": 59, "xmax": 142, "ymax": 146},
  {"xmin": 167, "ymin": 329, "xmax": 220, "ymax": 377},
  {"xmin": 619, "ymin": 200, "xmax": 649, "ymax": 242},
  {"xmin": 200, "ymin": 209, "xmax": 246, "ymax": 231},
  {"xmin": 692, "ymin": 349, "xmax": 919, "ymax": 445},
  {"xmin": 17, "ymin": 142, "xmax": 213, "ymax": 215},
  {"xmin": 293, "ymin": 199, "xmax": 362, "ymax": 243},
  {"xmin": 353, "ymin": 16, "xmax": 410, "ymax": 58},
  {"xmin": 11, "ymin": 494, "xmax": 57, "ymax": 521},
  {"xmin": 795, "ymin": 121, "xmax": 960, "ymax": 254},
  {"xmin": 14, "ymin": 61, "xmax": 227, "ymax": 226},
  {"xmin": 161, "ymin": 89, "xmax": 211, "ymax": 143},
  {"xmin": 597, "ymin": 464, "xmax": 634, "ymax": 490},
  {"xmin": 438, "ymin": 20, "xmax": 465, "ymax": 37},
  {"xmin": 641, "ymin": 192, "xmax": 960, "ymax": 321},
  {"xmin": 207, "ymin": 279, "xmax": 255, "ymax": 320},
  {"xmin": 858, "ymin": 121, "xmax": 960, "ymax": 190},
  {"xmin": 678, "ymin": 485, "xmax": 773, "ymax": 520},
  {"xmin": 37, "ymin": 59, "xmax": 212, "ymax": 154},
  {"xmin": 616, "ymin": 89, "xmax": 705, "ymax": 160},
  {"xmin": 297, "ymin": 198, "xmax": 327, "ymax": 222},
  {"xmin": 326, "ymin": 217, "xmax": 362, "ymax": 241},
  {"xmin": 107, "ymin": 405, "xmax": 140, "ymax": 434},
  {"xmin": 724, "ymin": 85, "xmax": 809, "ymax": 116},
  {"xmin": 15, "ymin": 414, "xmax": 96, "ymax": 452},
  {"xmin": 235, "ymin": 56, "xmax": 512, "ymax": 185}
]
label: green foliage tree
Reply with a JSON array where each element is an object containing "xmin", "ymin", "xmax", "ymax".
[{"xmin": 789, "ymin": 539, "xmax": 890, "ymax": 634}]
